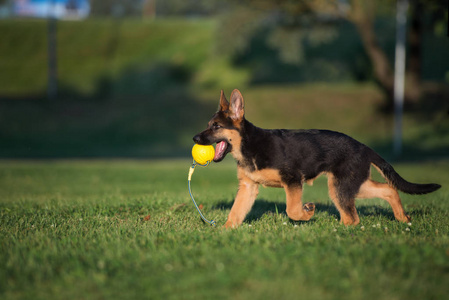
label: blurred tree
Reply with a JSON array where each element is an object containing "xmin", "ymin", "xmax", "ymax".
[
  {"xmin": 349, "ymin": 0, "xmax": 447, "ymax": 105},
  {"xmin": 407, "ymin": 0, "xmax": 423, "ymax": 102},
  {"xmin": 347, "ymin": 0, "xmax": 395, "ymax": 100},
  {"xmin": 221, "ymin": 0, "xmax": 448, "ymax": 107}
]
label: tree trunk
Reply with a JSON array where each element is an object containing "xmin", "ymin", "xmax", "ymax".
[
  {"xmin": 349, "ymin": 0, "xmax": 425, "ymax": 107},
  {"xmin": 349, "ymin": 0, "xmax": 395, "ymax": 104}
]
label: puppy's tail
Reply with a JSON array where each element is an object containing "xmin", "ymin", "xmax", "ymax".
[{"xmin": 369, "ymin": 150, "xmax": 441, "ymax": 195}]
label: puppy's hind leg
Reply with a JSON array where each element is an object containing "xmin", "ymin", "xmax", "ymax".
[
  {"xmin": 357, "ymin": 179, "xmax": 411, "ymax": 223},
  {"xmin": 328, "ymin": 174, "xmax": 360, "ymax": 226}
]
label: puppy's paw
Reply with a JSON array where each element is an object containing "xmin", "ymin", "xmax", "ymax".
[
  {"xmin": 224, "ymin": 220, "xmax": 237, "ymax": 229},
  {"xmin": 303, "ymin": 202, "xmax": 315, "ymax": 214}
]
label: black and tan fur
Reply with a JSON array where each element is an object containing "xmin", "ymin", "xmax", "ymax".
[{"xmin": 193, "ymin": 89, "xmax": 441, "ymax": 228}]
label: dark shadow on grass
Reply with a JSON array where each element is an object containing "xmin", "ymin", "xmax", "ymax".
[
  {"xmin": 317, "ymin": 203, "xmax": 399, "ymax": 222},
  {"xmin": 213, "ymin": 199, "xmax": 286, "ymax": 223},
  {"xmin": 0, "ymin": 61, "xmax": 217, "ymax": 158},
  {"xmin": 213, "ymin": 198, "xmax": 413, "ymax": 223}
]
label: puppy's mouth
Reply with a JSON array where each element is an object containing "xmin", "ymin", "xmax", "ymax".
[{"xmin": 213, "ymin": 140, "xmax": 230, "ymax": 162}]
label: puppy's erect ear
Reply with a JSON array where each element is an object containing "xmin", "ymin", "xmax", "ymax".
[
  {"xmin": 219, "ymin": 89, "xmax": 229, "ymax": 111},
  {"xmin": 229, "ymin": 89, "xmax": 244, "ymax": 121}
]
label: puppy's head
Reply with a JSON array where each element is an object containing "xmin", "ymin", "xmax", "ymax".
[{"xmin": 192, "ymin": 89, "xmax": 244, "ymax": 162}]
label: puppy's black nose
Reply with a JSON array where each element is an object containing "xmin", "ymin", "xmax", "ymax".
[{"xmin": 193, "ymin": 134, "xmax": 201, "ymax": 144}]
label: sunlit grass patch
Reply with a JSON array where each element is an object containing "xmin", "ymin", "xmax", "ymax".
[{"xmin": 0, "ymin": 159, "xmax": 448, "ymax": 299}]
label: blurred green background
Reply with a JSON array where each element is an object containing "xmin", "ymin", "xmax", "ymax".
[{"xmin": 0, "ymin": 0, "xmax": 448, "ymax": 160}]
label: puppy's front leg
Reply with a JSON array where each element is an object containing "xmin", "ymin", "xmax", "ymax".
[{"xmin": 224, "ymin": 177, "xmax": 259, "ymax": 228}]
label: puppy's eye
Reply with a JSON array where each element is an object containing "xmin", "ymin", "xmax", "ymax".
[{"xmin": 212, "ymin": 123, "xmax": 222, "ymax": 129}]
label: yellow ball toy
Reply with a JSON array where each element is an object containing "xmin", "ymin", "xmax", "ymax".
[{"xmin": 191, "ymin": 144, "xmax": 215, "ymax": 165}]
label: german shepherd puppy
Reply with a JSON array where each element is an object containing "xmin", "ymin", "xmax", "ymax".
[{"xmin": 193, "ymin": 89, "xmax": 441, "ymax": 228}]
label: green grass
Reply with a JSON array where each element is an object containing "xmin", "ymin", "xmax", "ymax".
[
  {"xmin": 1, "ymin": 159, "xmax": 448, "ymax": 299},
  {"xmin": 1, "ymin": 81, "xmax": 447, "ymax": 158},
  {"xmin": 0, "ymin": 18, "xmax": 249, "ymax": 96},
  {"xmin": 0, "ymin": 19, "xmax": 217, "ymax": 95}
]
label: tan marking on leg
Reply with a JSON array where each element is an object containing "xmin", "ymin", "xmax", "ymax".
[
  {"xmin": 327, "ymin": 174, "xmax": 360, "ymax": 226},
  {"xmin": 245, "ymin": 168, "xmax": 283, "ymax": 188},
  {"xmin": 284, "ymin": 185, "xmax": 315, "ymax": 221},
  {"xmin": 224, "ymin": 167, "xmax": 259, "ymax": 228},
  {"xmin": 357, "ymin": 179, "xmax": 411, "ymax": 223}
]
